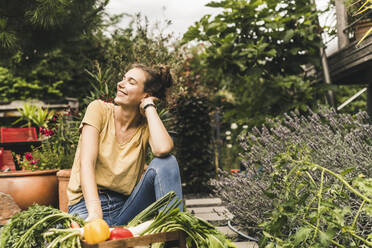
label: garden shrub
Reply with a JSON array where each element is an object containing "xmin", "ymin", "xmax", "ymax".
[
  {"xmin": 211, "ymin": 106, "xmax": 372, "ymax": 246},
  {"xmin": 0, "ymin": 66, "xmax": 63, "ymax": 102},
  {"xmin": 18, "ymin": 114, "xmax": 81, "ymax": 171},
  {"xmin": 171, "ymin": 93, "xmax": 215, "ymax": 194}
]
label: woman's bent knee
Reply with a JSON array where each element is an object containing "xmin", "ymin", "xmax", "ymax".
[{"xmin": 149, "ymin": 155, "xmax": 179, "ymax": 174}]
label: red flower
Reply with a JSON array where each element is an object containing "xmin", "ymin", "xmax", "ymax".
[
  {"xmin": 30, "ymin": 159, "xmax": 39, "ymax": 165},
  {"xmin": 25, "ymin": 153, "xmax": 33, "ymax": 161},
  {"xmin": 45, "ymin": 128, "xmax": 54, "ymax": 136}
]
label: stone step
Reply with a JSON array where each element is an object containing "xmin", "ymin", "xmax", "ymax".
[
  {"xmin": 194, "ymin": 212, "xmax": 229, "ymax": 221},
  {"xmin": 187, "ymin": 206, "xmax": 228, "ymax": 214},
  {"xmin": 184, "ymin": 198, "xmax": 222, "ymax": 207},
  {"xmin": 216, "ymin": 226, "xmax": 238, "ymax": 237},
  {"xmin": 185, "ymin": 197, "xmax": 259, "ymax": 248},
  {"xmin": 234, "ymin": 241, "xmax": 259, "ymax": 248},
  {"xmin": 187, "ymin": 206, "xmax": 233, "ymax": 218}
]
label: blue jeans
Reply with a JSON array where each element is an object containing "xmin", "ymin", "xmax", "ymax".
[{"xmin": 68, "ymin": 155, "xmax": 183, "ymax": 226}]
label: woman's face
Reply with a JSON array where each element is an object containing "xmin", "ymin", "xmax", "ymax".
[{"xmin": 114, "ymin": 68, "xmax": 148, "ymax": 107}]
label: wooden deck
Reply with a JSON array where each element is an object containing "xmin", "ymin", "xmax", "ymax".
[{"xmin": 327, "ymin": 35, "xmax": 372, "ymax": 85}]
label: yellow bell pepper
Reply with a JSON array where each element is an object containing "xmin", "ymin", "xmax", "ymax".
[{"xmin": 83, "ymin": 219, "xmax": 110, "ymax": 244}]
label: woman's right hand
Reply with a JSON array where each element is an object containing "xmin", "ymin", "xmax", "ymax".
[{"xmin": 85, "ymin": 199, "xmax": 103, "ymax": 222}]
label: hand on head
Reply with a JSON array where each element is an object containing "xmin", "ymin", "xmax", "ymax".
[{"xmin": 140, "ymin": 96, "xmax": 159, "ymax": 115}]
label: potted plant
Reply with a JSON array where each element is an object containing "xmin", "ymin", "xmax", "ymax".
[
  {"xmin": 355, "ymin": 0, "xmax": 372, "ymax": 45},
  {"xmin": 346, "ymin": 0, "xmax": 372, "ymax": 44},
  {"xmin": 12, "ymin": 102, "xmax": 55, "ymax": 140},
  {"xmin": 0, "ymin": 111, "xmax": 80, "ymax": 210}
]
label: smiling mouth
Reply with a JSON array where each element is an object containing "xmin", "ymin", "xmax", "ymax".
[{"xmin": 117, "ymin": 90, "xmax": 127, "ymax": 96}]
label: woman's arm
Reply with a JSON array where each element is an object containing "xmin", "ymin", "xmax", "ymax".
[
  {"xmin": 141, "ymin": 98, "xmax": 174, "ymax": 157},
  {"xmin": 80, "ymin": 124, "xmax": 102, "ymax": 221}
]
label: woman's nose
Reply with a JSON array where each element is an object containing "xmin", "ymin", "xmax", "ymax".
[{"xmin": 117, "ymin": 80, "xmax": 125, "ymax": 87}]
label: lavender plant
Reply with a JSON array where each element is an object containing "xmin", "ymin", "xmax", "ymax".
[{"xmin": 210, "ymin": 106, "xmax": 372, "ymax": 246}]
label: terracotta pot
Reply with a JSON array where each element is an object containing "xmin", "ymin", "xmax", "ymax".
[
  {"xmin": 0, "ymin": 169, "xmax": 58, "ymax": 210},
  {"xmin": 57, "ymin": 169, "xmax": 71, "ymax": 212}
]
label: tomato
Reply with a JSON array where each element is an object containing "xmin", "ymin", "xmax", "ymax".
[
  {"xmin": 109, "ymin": 228, "xmax": 134, "ymax": 240},
  {"xmin": 83, "ymin": 219, "xmax": 110, "ymax": 244}
]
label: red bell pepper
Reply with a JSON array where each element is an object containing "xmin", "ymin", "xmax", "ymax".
[{"xmin": 109, "ymin": 228, "xmax": 134, "ymax": 240}]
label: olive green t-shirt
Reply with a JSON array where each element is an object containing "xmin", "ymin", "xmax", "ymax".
[{"xmin": 67, "ymin": 100, "xmax": 149, "ymax": 206}]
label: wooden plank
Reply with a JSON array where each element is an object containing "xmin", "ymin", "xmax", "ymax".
[{"xmin": 82, "ymin": 230, "xmax": 186, "ymax": 248}]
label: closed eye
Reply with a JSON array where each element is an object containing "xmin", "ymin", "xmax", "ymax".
[{"xmin": 123, "ymin": 75, "xmax": 138, "ymax": 85}]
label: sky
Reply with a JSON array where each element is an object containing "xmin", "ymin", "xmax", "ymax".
[
  {"xmin": 105, "ymin": 0, "xmax": 222, "ymax": 39},
  {"xmin": 105, "ymin": 0, "xmax": 337, "ymax": 53}
]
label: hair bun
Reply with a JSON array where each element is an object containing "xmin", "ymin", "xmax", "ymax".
[{"xmin": 156, "ymin": 65, "xmax": 173, "ymax": 89}]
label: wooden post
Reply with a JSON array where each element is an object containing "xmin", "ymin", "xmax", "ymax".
[
  {"xmin": 311, "ymin": 0, "xmax": 335, "ymax": 107},
  {"xmin": 335, "ymin": 0, "xmax": 350, "ymax": 49}
]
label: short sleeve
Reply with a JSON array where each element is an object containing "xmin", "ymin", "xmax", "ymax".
[{"xmin": 79, "ymin": 100, "xmax": 105, "ymax": 132}]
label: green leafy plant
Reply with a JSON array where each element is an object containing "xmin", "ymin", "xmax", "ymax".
[
  {"xmin": 12, "ymin": 103, "xmax": 54, "ymax": 130},
  {"xmin": 170, "ymin": 92, "xmax": 215, "ymax": 194},
  {"xmin": 259, "ymin": 147, "xmax": 371, "ymax": 247},
  {"xmin": 18, "ymin": 113, "xmax": 80, "ymax": 171},
  {"xmin": 211, "ymin": 106, "xmax": 372, "ymax": 246},
  {"xmin": 182, "ymin": 0, "xmax": 326, "ymax": 127},
  {"xmin": 0, "ymin": 204, "xmax": 84, "ymax": 248}
]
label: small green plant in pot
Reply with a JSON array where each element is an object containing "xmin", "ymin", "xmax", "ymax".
[
  {"xmin": 17, "ymin": 113, "xmax": 80, "ymax": 171},
  {"xmin": 12, "ymin": 102, "xmax": 55, "ymax": 140}
]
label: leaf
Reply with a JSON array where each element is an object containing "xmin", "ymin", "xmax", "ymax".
[
  {"xmin": 293, "ymin": 227, "xmax": 312, "ymax": 245},
  {"xmin": 319, "ymin": 230, "xmax": 332, "ymax": 247},
  {"xmin": 364, "ymin": 203, "xmax": 372, "ymax": 217},
  {"xmin": 341, "ymin": 167, "xmax": 355, "ymax": 176},
  {"xmin": 283, "ymin": 30, "xmax": 294, "ymax": 42}
]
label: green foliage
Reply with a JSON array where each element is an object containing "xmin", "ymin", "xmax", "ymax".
[
  {"xmin": 211, "ymin": 106, "xmax": 372, "ymax": 246},
  {"xmin": 335, "ymin": 84, "xmax": 367, "ymax": 113},
  {"xmin": 18, "ymin": 114, "xmax": 80, "ymax": 171},
  {"xmin": 101, "ymin": 14, "xmax": 185, "ymax": 85},
  {"xmin": 0, "ymin": 0, "xmax": 110, "ymax": 101},
  {"xmin": 0, "ymin": 204, "xmax": 84, "ymax": 248},
  {"xmin": 0, "ymin": 0, "xmax": 108, "ymax": 55},
  {"xmin": 0, "ymin": 66, "xmax": 62, "ymax": 102},
  {"xmin": 12, "ymin": 103, "xmax": 54, "ymax": 128},
  {"xmin": 182, "ymin": 0, "xmax": 325, "ymax": 127},
  {"xmin": 259, "ymin": 147, "xmax": 372, "ymax": 247},
  {"xmin": 170, "ymin": 93, "xmax": 215, "ymax": 194}
]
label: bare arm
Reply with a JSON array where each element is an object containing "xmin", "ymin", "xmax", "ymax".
[
  {"xmin": 141, "ymin": 98, "xmax": 174, "ymax": 157},
  {"xmin": 80, "ymin": 124, "xmax": 102, "ymax": 221}
]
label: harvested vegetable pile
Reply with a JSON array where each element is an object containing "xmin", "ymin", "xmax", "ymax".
[
  {"xmin": 0, "ymin": 192, "xmax": 235, "ymax": 247},
  {"xmin": 128, "ymin": 193, "xmax": 236, "ymax": 248},
  {"xmin": 0, "ymin": 204, "xmax": 84, "ymax": 248}
]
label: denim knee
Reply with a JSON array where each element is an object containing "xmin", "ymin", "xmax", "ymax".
[{"xmin": 148, "ymin": 155, "xmax": 179, "ymax": 177}]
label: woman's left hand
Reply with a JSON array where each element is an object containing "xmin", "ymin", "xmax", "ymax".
[{"xmin": 140, "ymin": 96, "xmax": 159, "ymax": 115}]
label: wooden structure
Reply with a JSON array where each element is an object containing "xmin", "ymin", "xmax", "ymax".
[
  {"xmin": 0, "ymin": 98, "xmax": 78, "ymax": 117},
  {"xmin": 82, "ymin": 230, "xmax": 186, "ymax": 248},
  {"xmin": 329, "ymin": 0, "xmax": 372, "ymax": 116},
  {"xmin": 327, "ymin": 30, "xmax": 372, "ymax": 116}
]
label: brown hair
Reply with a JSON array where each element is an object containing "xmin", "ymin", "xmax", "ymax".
[{"xmin": 131, "ymin": 63, "xmax": 173, "ymax": 100}]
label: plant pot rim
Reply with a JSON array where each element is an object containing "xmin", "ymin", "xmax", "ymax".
[{"xmin": 0, "ymin": 169, "xmax": 59, "ymax": 177}]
